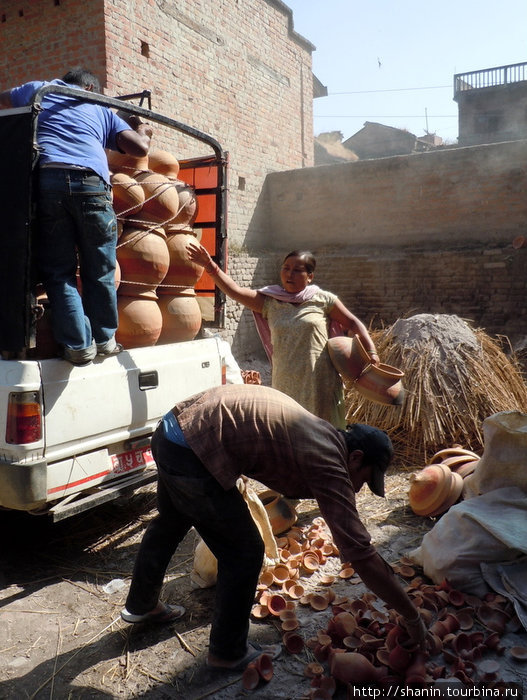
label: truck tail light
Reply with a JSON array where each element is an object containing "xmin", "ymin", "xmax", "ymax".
[{"xmin": 6, "ymin": 391, "xmax": 42, "ymax": 444}]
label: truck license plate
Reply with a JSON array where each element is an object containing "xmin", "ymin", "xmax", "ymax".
[{"xmin": 112, "ymin": 447, "xmax": 155, "ymax": 474}]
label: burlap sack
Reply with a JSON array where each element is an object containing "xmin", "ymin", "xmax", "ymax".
[{"xmin": 463, "ymin": 411, "xmax": 527, "ymax": 498}]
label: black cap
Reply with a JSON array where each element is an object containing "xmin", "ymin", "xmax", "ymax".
[{"xmin": 342, "ymin": 423, "xmax": 394, "ymax": 497}]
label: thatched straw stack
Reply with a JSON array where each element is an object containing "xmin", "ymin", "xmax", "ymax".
[{"xmin": 345, "ymin": 314, "xmax": 527, "ymax": 466}]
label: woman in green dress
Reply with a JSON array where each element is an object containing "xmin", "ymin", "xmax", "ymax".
[{"xmin": 186, "ymin": 244, "xmax": 379, "ymax": 428}]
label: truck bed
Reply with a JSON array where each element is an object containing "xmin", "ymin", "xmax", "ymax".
[{"xmin": 0, "ymin": 338, "xmax": 224, "ymax": 515}]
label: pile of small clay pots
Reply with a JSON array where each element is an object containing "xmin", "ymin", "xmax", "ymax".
[
  {"xmin": 408, "ymin": 445, "xmax": 481, "ymax": 517},
  {"xmin": 248, "ymin": 518, "xmax": 525, "ymax": 698}
]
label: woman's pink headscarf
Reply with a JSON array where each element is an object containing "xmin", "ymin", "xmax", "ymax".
[{"xmin": 253, "ymin": 284, "xmax": 344, "ymax": 363}]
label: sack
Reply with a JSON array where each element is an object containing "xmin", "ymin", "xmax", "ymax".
[
  {"xmin": 190, "ymin": 478, "xmax": 280, "ymax": 589},
  {"xmin": 464, "ymin": 411, "xmax": 527, "ymax": 498},
  {"xmin": 409, "ymin": 486, "xmax": 527, "ymax": 598}
]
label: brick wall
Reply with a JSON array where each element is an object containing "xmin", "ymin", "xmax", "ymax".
[
  {"xmin": 226, "ymin": 243, "xmax": 527, "ymax": 363},
  {"xmin": 0, "ymin": 1, "xmax": 107, "ymax": 86},
  {"xmin": 0, "ymin": 0, "xmax": 314, "ymax": 249}
]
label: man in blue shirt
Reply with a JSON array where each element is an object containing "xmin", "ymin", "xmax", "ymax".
[{"xmin": 0, "ymin": 67, "xmax": 152, "ymax": 365}]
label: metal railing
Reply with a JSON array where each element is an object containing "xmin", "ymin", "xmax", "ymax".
[{"xmin": 454, "ymin": 61, "xmax": 527, "ymax": 97}]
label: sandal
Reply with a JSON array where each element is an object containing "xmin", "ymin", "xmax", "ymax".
[
  {"xmin": 121, "ymin": 602, "xmax": 185, "ymax": 624},
  {"xmin": 206, "ymin": 642, "xmax": 282, "ymax": 671}
]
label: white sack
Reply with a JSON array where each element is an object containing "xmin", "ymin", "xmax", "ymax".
[{"xmin": 409, "ymin": 486, "xmax": 527, "ymax": 598}]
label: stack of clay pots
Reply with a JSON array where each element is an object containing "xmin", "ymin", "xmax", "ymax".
[
  {"xmin": 408, "ymin": 446, "xmax": 480, "ymax": 517},
  {"xmin": 107, "ymin": 144, "xmax": 202, "ymax": 348}
]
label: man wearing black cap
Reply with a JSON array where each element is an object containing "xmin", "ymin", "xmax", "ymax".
[{"xmin": 122, "ymin": 384, "xmax": 427, "ymax": 670}]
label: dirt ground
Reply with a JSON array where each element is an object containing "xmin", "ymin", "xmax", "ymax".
[
  {"xmin": 1, "ymin": 359, "xmax": 526, "ymax": 699},
  {"xmin": 1, "ymin": 470, "xmax": 526, "ymax": 700}
]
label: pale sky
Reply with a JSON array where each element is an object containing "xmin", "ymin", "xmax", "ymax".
[{"xmin": 284, "ymin": 0, "xmax": 527, "ymax": 144}]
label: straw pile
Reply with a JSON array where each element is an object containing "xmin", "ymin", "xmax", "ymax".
[{"xmin": 345, "ymin": 314, "xmax": 527, "ymax": 466}]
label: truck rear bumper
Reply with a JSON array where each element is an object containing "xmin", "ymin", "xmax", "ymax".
[{"xmin": 0, "ymin": 459, "xmax": 47, "ymax": 511}]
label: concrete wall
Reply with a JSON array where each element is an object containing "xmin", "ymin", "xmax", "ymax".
[
  {"xmin": 227, "ymin": 141, "xmax": 527, "ymax": 361},
  {"xmin": 246, "ymin": 140, "xmax": 527, "ymax": 250}
]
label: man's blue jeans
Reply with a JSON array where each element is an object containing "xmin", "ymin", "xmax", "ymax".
[
  {"xmin": 125, "ymin": 425, "xmax": 265, "ymax": 661},
  {"xmin": 37, "ymin": 168, "xmax": 118, "ymax": 351}
]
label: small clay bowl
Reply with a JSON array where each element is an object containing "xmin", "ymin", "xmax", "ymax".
[{"xmin": 510, "ymin": 646, "xmax": 527, "ymax": 662}]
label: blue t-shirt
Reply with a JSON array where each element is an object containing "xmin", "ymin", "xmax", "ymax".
[
  {"xmin": 10, "ymin": 79, "xmax": 130, "ymax": 184},
  {"xmin": 162, "ymin": 411, "xmax": 190, "ymax": 448}
]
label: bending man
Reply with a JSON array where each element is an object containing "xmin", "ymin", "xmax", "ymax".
[{"xmin": 122, "ymin": 384, "xmax": 427, "ymax": 670}]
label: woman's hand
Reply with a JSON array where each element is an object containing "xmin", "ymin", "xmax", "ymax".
[
  {"xmin": 368, "ymin": 351, "xmax": 380, "ymax": 366},
  {"xmin": 186, "ymin": 240, "xmax": 213, "ymax": 269}
]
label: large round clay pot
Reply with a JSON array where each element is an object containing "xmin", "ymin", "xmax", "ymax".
[
  {"xmin": 327, "ymin": 335, "xmax": 371, "ymax": 382},
  {"xmin": 257, "ymin": 490, "xmax": 298, "ymax": 535},
  {"xmin": 330, "ymin": 650, "xmax": 387, "ymax": 683},
  {"xmin": 408, "ymin": 464, "xmax": 452, "ymax": 516},
  {"xmin": 117, "ymin": 227, "xmax": 170, "ymax": 297},
  {"xmin": 135, "ymin": 172, "xmax": 180, "ymax": 224},
  {"xmin": 116, "ymin": 296, "xmax": 163, "ymax": 348},
  {"xmin": 111, "ymin": 172, "xmax": 145, "ymax": 216},
  {"xmin": 158, "ymin": 231, "xmax": 204, "ymax": 294},
  {"xmin": 164, "ymin": 181, "xmax": 198, "ymax": 232},
  {"xmin": 147, "ymin": 148, "xmax": 180, "ymax": 179},
  {"xmin": 354, "ymin": 362, "xmax": 405, "ymax": 406},
  {"xmin": 157, "ymin": 294, "xmax": 202, "ymax": 343},
  {"xmin": 106, "ymin": 148, "xmax": 149, "ymax": 175}
]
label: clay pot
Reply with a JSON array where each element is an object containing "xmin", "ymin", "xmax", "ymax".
[
  {"xmin": 447, "ymin": 589, "xmax": 466, "ymax": 607},
  {"xmin": 355, "ymin": 362, "xmax": 405, "ymax": 406},
  {"xmin": 431, "ymin": 447, "xmax": 480, "ymax": 464},
  {"xmin": 111, "ymin": 172, "xmax": 145, "ymax": 215},
  {"xmin": 388, "ymin": 642, "xmax": 414, "ymax": 672},
  {"xmin": 330, "ymin": 651, "xmax": 388, "ymax": 683},
  {"xmin": 283, "ymin": 631, "xmax": 304, "ymax": 654},
  {"xmin": 327, "ymin": 334, "xmax": 371, "ymax": 382},
  {"xmin": 157, "ymin": 294, "xmax": 202, "ymax": 344},
  {"xmin": 310, "ymin": 594, "xmax": 329, "ymax": 612},
  {"xmin": 477, "ymin": 603, "xmax": 509, "ymax": 633},
  {"xmin": 242, "ymin": 663, "xmax": 260, "ymax": 690},
  {"xmin": 258, "ymin": 569, "xmax": 274, "ymax": 588},
  {"xmin": 267, "ymin": 593, "xmax": 287, "ymax": 616},
  {"xmin": 148, "ymin": 148, "xmax": 180, "ymax": 179},
  {"xmin": 164, "ymin": 181, "xmax": 198, "ymax": 231},
  {"xmin": 327, "ymin": 612, "xmax": 357, "ymax": 639},
  {"xmin": 135, "ymin": 172, "xmax": 180, "ymax": 224},
  {"xmin": 157, "ymin": 231, "xmax": 204, "ymax": 294},
  {"xmin": 272, "ymin": 564, "xmax": 290, "ymax": 585},
  {"xmin": 408, "ymin": 464, "xmax": 463, "ymax": 517},
  {"xmin": 116, "ymin": 296, "xmax": 162, "ymax": 348},
  {"xmin": 301, "ymin": 551, "xmax": 320, "ymax": 574},
  {"xmin": 253, "ymin": 653, "xmax": 273, "ymax": 682},
  {"xmin": 258, "ymin": 490, "xmax": 298, "ymax": 535},
  {"xmin": 107, "ymin": 148, "xmax": 149, "ymax": 175},
  {"xmin": 251, "ymin": 604, "xmax": 269, "ymax": 619},
  {"xmin": 117, "ymin": 227, "xmax": 170, "ymax": 297},
  {"xmin": 304, "ymin": 661, "xmax": 325, "ymax": 678},
  {"xmin": 338, "ymin": 565, "xmax": 356, "ymax": 579},
  {"xmin": 510, "ymin": 646, "xmax": 527, "ymax": 662}
]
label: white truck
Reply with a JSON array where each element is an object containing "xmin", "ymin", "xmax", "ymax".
[{"xmin": 0, "ymin": 86, "xmax": 229, "ymax": 520}]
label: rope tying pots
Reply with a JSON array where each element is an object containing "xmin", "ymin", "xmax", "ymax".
[
  {"xmin": 111, "ymin": 173, "xmax": 145, "ymax": 216},
  {"xmin": 117, "ymin": 227, "xmax": 170, "ymax": 298}
]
